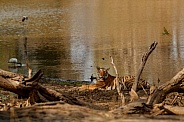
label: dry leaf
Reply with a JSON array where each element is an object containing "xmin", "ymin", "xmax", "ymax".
[
  {"xmin": 129, "ymin": 88, "xmax": 138, "ymax": 102},
  {"xmin": 150, "ymin": 85, "xmax": 156, "ymax": 95}
]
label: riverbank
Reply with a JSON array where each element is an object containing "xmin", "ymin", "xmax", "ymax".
[{"xmin": 0, "ymin": 80, "xmax": 184, "ymax": 121}]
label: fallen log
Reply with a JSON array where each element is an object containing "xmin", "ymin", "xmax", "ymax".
[
  {"xmin": 0, "ymin": 69, "xmax": 90, "ymax": 107},
  {"xmin": 0, "ymin": 69, "xmax": 60, "ymax": 102},
  {"xmin": 120, "ymin": 68, "xmax": 184, "ymax": 115},
  {"xmin": 147, "ymin": 68, "xmax": 184, "ymax": 105},
  {"xmin": 0, "ymin": 69, "xmax": 30, "ymax": 97}
]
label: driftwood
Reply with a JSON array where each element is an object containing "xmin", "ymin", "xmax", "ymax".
[
  {"xmin": 132, "ymin": 41, "xmax": 158, "ymax": 92},
  {"xmin": 110, "ymin": 56, "xmax": 125, "ymax": 105},
  {"xmin": 147, "ymin": 68, "xmax": 184, "ymax": 105},
  {"xmin": 129, "ymin": 41, "xmax": 157, "ymax": 102},
  {"xmin": 0, "ymin": 69, "xmax": 87, "ymax": 106},
  {"xmin": 117, "ymin": 68, "xmax": 184, "ymax": 116},
  {"xmin": 24, "ymin": 37, "xmax": 32, "ymax": 79},
  {"xmin": 164, "ymin": 105, "xmax": 184, "ymax": 115}
]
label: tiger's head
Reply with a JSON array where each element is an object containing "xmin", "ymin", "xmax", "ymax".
[{"xmin": 96, "ymin": 66, "xmax": 110, "ymax": 80}]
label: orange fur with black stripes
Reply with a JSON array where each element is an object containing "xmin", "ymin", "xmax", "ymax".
[{"xmin": 80, "ymin": 66, "xmax": 149, "ymax": 90}]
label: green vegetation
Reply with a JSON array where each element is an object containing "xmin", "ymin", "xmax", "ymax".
[{"xmin": 40, "ymin": 79, "xmax": 89, "ymax": 87}]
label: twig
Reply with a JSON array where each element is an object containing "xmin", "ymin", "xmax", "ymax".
[
  {"xmin": 33, "ymin": 101, "xmax": 65, "ymax": 106},
  {"xmin": 24, "ymin": 38, "xmax": 32, "ymax": 79},
  {"xmin": 140, "ymin": 84, "xmax": 148, "ymax": 97},
  {"xmin": 22, "ymin": 69, "xmax": 43, "ymax": 86},
  {"xmin": 22, "ymin": 17, "xmax": 32, "ymax": 79},
  {"xmin": 110, "ymin": 56, "xmax": 125, "ymax": 105}
]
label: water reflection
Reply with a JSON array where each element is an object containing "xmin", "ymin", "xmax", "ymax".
[{"xmin": 0, "ymin": 0, "xmax": 184, "ymax": 83}]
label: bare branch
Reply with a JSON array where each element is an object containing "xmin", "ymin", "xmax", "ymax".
[
  {"xmin": 110, "ymin": 56, "xmax": 125, "ymax": 105},
  {"xmin": 132, "ymin": 41, "xmax": 158, "ymax": 92},
  {"xmin": 24, "ymin": 37, "xmax": 32, "ymax": 79}
]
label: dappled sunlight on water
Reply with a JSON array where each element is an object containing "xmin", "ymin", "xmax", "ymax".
[{"xmin": 0, "ymin": 0, "xmax": 184, "ymax": 83}]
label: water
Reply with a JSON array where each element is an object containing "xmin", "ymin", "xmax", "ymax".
[{"xmin": 0, "ymin": 0, "xmax": 184, "ymax": 84}]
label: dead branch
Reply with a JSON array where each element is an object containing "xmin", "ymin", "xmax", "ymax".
[
  {"xmin": 0, "ymin": 68, "xmax": 106, "ymax": 110},
  {"xmin": 0, "ymin": 69, "xmax": 30, "ymax": 97},
  {"xmin": 33, "ymin": 101, "xmax": 65, "ymax": 106},
  {"xmin": 0, "ymin": 69, "xmax": 87, "ymax": 106},
  {"xmin": 0, "ymin": 69, "xmax": 24, "ymax": 81},
  {"xmin": 24, "ymin": 37, "xmax": 32, "ymax": 79},
  {"xmin": 147, "ymin": 68, "xmax": 184, "ymax": 105},
  {"xmin": 132, "ymin": 41, "xmax": 158, "ymax": 92},
  {"xmin": 110, "ymin": 56, "xmax": 125, "ymax": 105}
]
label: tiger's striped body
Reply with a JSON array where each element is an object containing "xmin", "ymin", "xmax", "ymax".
[{"xmin": 96, "ymin": 66, "xmax": 149, "ymax": 90}]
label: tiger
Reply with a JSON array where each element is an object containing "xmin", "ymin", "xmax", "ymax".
[
  {"xmin": 80, "ymin": 66, "xmax": 149, "ymax": 90},
  {"xmin": 96, "ymin": 66, "xmax": 149, "ymax": 90}
]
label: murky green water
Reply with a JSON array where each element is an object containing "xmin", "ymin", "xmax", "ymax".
[{"xmin": 0, "ymin": 0, "xmax": 184, "ymax": 83}]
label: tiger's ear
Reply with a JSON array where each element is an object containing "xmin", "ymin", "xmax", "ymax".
[
  {"xmin": 96, "ymin": 66, "xmax": 100, "ymax": 70},
  {"xmin": 107, "ymin": 68, "xmax": 110, "ymax": 71}
]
